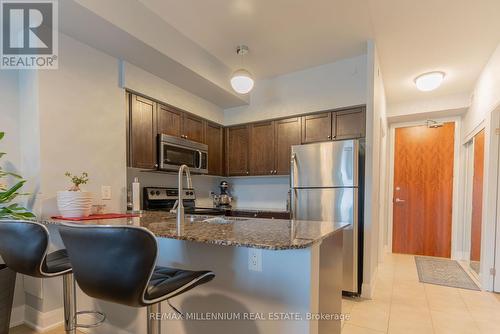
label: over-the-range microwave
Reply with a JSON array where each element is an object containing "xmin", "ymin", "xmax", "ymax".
[{"xmin": 158, "ymin": 134, "xmax": 208, "ymax": 174}]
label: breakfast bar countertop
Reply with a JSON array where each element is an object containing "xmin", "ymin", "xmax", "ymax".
[{"xmin": 41, "ymin": 211, "xmax": 348, "ymax": 250}]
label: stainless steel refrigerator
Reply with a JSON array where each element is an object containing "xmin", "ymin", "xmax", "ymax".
[{"xmin": 291, "ymin": 139, "xmax": 364, "ymax": 295}]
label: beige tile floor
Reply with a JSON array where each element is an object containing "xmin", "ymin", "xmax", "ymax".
[
  {"xmin": 342, "ymin": 253, "xmax": 500, "ymax": 334},
  {"xmin": 11, "ymin": 253, "xmax": 500, "ymax": 334}
]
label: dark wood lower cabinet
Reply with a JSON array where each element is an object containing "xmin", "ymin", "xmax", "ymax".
[
  {"xmin": 226, "ymin": 125, "xmax": 250, "ymax": 176},
  {"xmin": 250, "ymin": 121, "xmax": 275, "ymax": 175}
]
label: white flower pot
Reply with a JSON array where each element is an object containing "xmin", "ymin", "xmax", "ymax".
[{"xmin": 56, "ymin": 191, "xmax": 93, "ymax": 218}]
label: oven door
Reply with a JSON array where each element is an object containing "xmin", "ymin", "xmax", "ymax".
[{"xmin": 159, "ymin": 142, "xmax": 208, "ymax": 173}]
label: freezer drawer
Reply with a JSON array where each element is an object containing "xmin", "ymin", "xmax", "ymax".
[
  {"xmin": 292, "ymin": 188, "xmax": 358, "ymax": 293},
  {"xmin": 291, "ymin": 140, "xmax": 358, "ymax": 188}
]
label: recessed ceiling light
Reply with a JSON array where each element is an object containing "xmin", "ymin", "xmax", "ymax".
[
  {"xmin": 414, "ymin": 71, "xmax": 445, "ymax": 92},
  {"xmin": 230, "ymin": 45, "xmax": 254, "ymax": 94}
]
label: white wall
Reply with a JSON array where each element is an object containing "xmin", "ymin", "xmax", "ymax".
[
  {"xmin": 460, "ymin": 43, "xmax": 500, "ymax": 291},
  {"xmin": 224, "ymin": 54, "xmax": 367, "ymax": 125},
  {"xmin": 123, "ymin": 62, "xmax": 225, "ymax": 124},
  {"xmin": 363, "ymin": 41, "xmax": 388, "ymax": 298}
]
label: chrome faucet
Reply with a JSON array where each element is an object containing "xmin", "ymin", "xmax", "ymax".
[{"xmin": 176, "ymin": 164, "xmax": 193, "ymax": 231}]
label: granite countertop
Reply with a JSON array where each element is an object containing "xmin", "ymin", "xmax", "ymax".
[{"xmin": 41, "ymin": 212, "xmax": 348, "ymax": 250}]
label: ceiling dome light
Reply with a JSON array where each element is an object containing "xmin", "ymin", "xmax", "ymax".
[
  {"xmin": 230, "ymin": 45, "xmax": 254, "ymax": 94},
  {"xmin": 414, "ymin": 71, "xmax": 445, "ymax": 92},
  {"xmin": 231, "ymin": 69, "xmax": 254, "ymax": 94}
]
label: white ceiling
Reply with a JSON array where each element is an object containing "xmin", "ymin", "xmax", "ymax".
[{"xmin": 138, "ymin": 0, "xmax": 500, "ymax": 104}]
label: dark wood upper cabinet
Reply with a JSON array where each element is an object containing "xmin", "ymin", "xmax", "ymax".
[
  {"xmin": 183, "ymin": 114, "xmax": 205, "ymax": 143},
  {"xmin": 249, "ymin": 121, "xmax": 275, "ymax": 175},
  {"xmin": 301, "ymin": 112, "xmax": 332, "ymax": 143},
  {"xmin": 226, "ymin": 125, "xmax": 250, "ymax": 176},
  {"xmin": 275, "ymin": 117, "xmax": 301, "ymax": 175},
  {"xmin": 333, "ymin": 108, "xmax": 366, "ymax": 140},
  {"xmin": 129, "ymin": 95, "xmax": 157, "ymax": 169},
  {"xmin": 157, "ymin": 104, "xmax": 182, "ymax": 138},
  {"xmin": 205, "ymin": 122, "xmax": 224, "ymax": 176}
]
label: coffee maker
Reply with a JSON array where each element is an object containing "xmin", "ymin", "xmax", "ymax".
[{"xmin": 213, "ymin": 181, "xmax": 232, "ymax": 209}]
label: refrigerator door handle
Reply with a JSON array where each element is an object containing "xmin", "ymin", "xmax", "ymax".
[{"xmin": 290, "ymin": 153, "xmax": 296, "ymax": 219}]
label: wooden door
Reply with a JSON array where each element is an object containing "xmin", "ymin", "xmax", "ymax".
[
  {"xmin": 470, "ymin": 129, "xmax": 485, "ymax": 264},
  {"xmin": 130, "ymin": 95, "xmax": 156, "ymax": 169},
  {"xmin": 393, "ymin": 122, "xmax": 455, "ymax": 257},
  {"xmin": 275, "ymin": 117, "xmax": 301, "ymax": 175},
  {"xmin": 157, "ymin": 104, "xmax": 183, "ymax": 137},
  {"xmin": 226, "ymin": 125, "xmax": 250, "ymax": 176},
  {"xmin": 205, "ymin": 122, "xmax": 224, "ymax": 176},
  {"xmin": 183, "ymin": 114, "xmax": 205, "ymax": 142},
  {"xmin": 333, "ymin": 108, "xmax": 366, "ymax": 140},
  {"xmin": 250, "ymin": 121, "xmax": 275, "ymax": 175},
  {"xmin": 301, "ymin": 112, "xmax": 332, "ymax": 143}
]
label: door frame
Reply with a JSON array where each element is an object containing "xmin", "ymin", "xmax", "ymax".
[{"xmin": 386, "ymin": 116, "xmax": 462, "ymax": 257}]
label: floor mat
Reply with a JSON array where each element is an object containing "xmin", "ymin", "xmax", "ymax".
[{"xmin": 415, "ymin": 256, "xmax": 480, "ymax": 290}]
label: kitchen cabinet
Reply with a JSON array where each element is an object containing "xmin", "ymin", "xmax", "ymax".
[
  {"xmin": 333, "ymin": 107, "xmax": 365, "ymax": 140},
  {"xmin": 301, "ymin": 112, "xmax": 332, "ymax": 143},
  {"xmin": 205, "ymin": 122, "xmax": 224, "ymax": 176},
  {"xmin": 129, "ymin": 94, "xmax": 157, "ymax": 169},
  {"xmin": 183, "ymin": 114, "xmax": 205, "ymax": 142},
  {"xmin": 157, "ymin": 103, "xmax": 182, "ymax": 137},
  {"xmin": 275, "ymin": 117, "xmax": 301, "ymax": 175},
  {"xmin": 249, "ymin": 121, "xmax": 275, "ymax": 175},
  {"xmin": 226, "ymin": 125, "xmax": 250, "ymax": 176}
]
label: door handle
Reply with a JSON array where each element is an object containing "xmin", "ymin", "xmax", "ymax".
[{"xmin": 394, "ymin": 198, "xmax": 405, "ymax": 203}]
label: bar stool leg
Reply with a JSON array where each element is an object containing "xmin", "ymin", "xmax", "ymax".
[
  {"xmin": 147, "ymin": 303, "xmax": 161, "ymax": 334},
  {"xmin": 62, "ymin": 274, "xmax": 76, "ymax": 334}
]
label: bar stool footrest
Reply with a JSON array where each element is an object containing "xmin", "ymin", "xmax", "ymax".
[{"xmin": 75, "ymin": 310, "xmax": 106, "ymax": 329}]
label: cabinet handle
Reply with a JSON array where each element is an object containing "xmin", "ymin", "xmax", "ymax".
[
  {"xmin": 246, "ymin": 171, "xmax": 249, "ymax": 175},
  {"xmin": 270, "ymin": 170, "xmax": 273, "ymax": 174},
  {"xmin": 274, "ymin": 170, "xmax": 277, "ymax": 174},
  {"xmin": 327, "ymin": 135, "xmax": 331, "ymax": 139}
]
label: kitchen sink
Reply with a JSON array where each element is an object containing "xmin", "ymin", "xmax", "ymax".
[{"xmin": 183, "ymin": 215, "xmax": 249, "ymax": 224}]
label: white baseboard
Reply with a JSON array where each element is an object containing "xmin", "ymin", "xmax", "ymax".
[
  {"xmin": 9, "ymin": 305, "xmax": 25, "ymax": 328},
  {"xmin": 24, "ymin": 305, "xmax": 64, "ymax": 332}
]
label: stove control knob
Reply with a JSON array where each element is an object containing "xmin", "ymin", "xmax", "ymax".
[{"xmin": 156, "ymin": 191, "xmax": 160, "ymax": 195}]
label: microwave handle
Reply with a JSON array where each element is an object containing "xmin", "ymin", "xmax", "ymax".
[{"xmin": 197, "ymin": 150, "xmax": 203, "ymax": 169}]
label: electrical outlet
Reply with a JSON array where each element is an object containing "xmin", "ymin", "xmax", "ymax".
[
  {"xmin": 248, "ymin": 248, "xmax": 262, "ymax": 272},
  {"xmin": 101, "ymin": 186, "xmax": 112, "ymax": 200}
]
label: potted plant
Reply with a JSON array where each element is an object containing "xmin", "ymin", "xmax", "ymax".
[
  {"xmin": 0, "ymin": 131, "xmax": 33, "ymax": 334},
  {"xmin": 56, "ymin": 171, "xmax": 93, "ymax": 218}
]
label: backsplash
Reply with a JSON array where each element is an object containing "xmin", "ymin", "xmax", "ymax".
[{"xmin": 228, "ymin": 176, "xmax": 290, "ymax": 210}]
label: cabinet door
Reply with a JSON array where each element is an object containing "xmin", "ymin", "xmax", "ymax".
[
  {"xmin": 249, "ymin": 121, "xmax": 275, "ymax": 175},
  {"xmin": 157, "ymin": 104, "xmax": 182, "ymax": 137},
  {"xmin": 183, "ymin": 114, "xmax": 205, "ymax": 142},
  {"xmin": 205, "ymin": 122, "xmax": 224, "ymax": 176},
  {"xmin": 226, "ymin": 125, "xmax": 250, "ymax": 176},
  {"xmin": 275, "ymin": 117, "xmax": 301, "ymax": 175},
  {"xmin": 301, "ymin": 112, "xmax": 332, "ymax": 143},
  {"xmin": 130, "ymin": 95, "xmax": 157, "ymax": 169},
  {"xmin": 333, "ymin": 108, "xmax": 366, "ymax": 140}
]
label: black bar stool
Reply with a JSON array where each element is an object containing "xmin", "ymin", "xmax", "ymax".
[
  {"xmin": 59, "ymin": 223, "xmax": 215, "ymax": 334},
  {"xmin": 0, "ymin": 220, "xmax": 105, "ymax": 333}
]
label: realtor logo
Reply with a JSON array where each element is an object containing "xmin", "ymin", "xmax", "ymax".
[{"xmin": 1, "ymin": 0, "xmax": 58, "ymax": 69}]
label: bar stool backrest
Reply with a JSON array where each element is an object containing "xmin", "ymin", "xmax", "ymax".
[
  {"xmin": 0, "ymin": 220, "xmax": 52, "ymax": 277},
  {"xmin": 59, "ymin": 224, "xmax": 158, "ymax": 308}
]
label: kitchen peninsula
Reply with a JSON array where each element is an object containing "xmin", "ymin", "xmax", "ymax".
[{"xmin": 43, "ymin": 212, "xmax": 347, "ymax": 334}]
